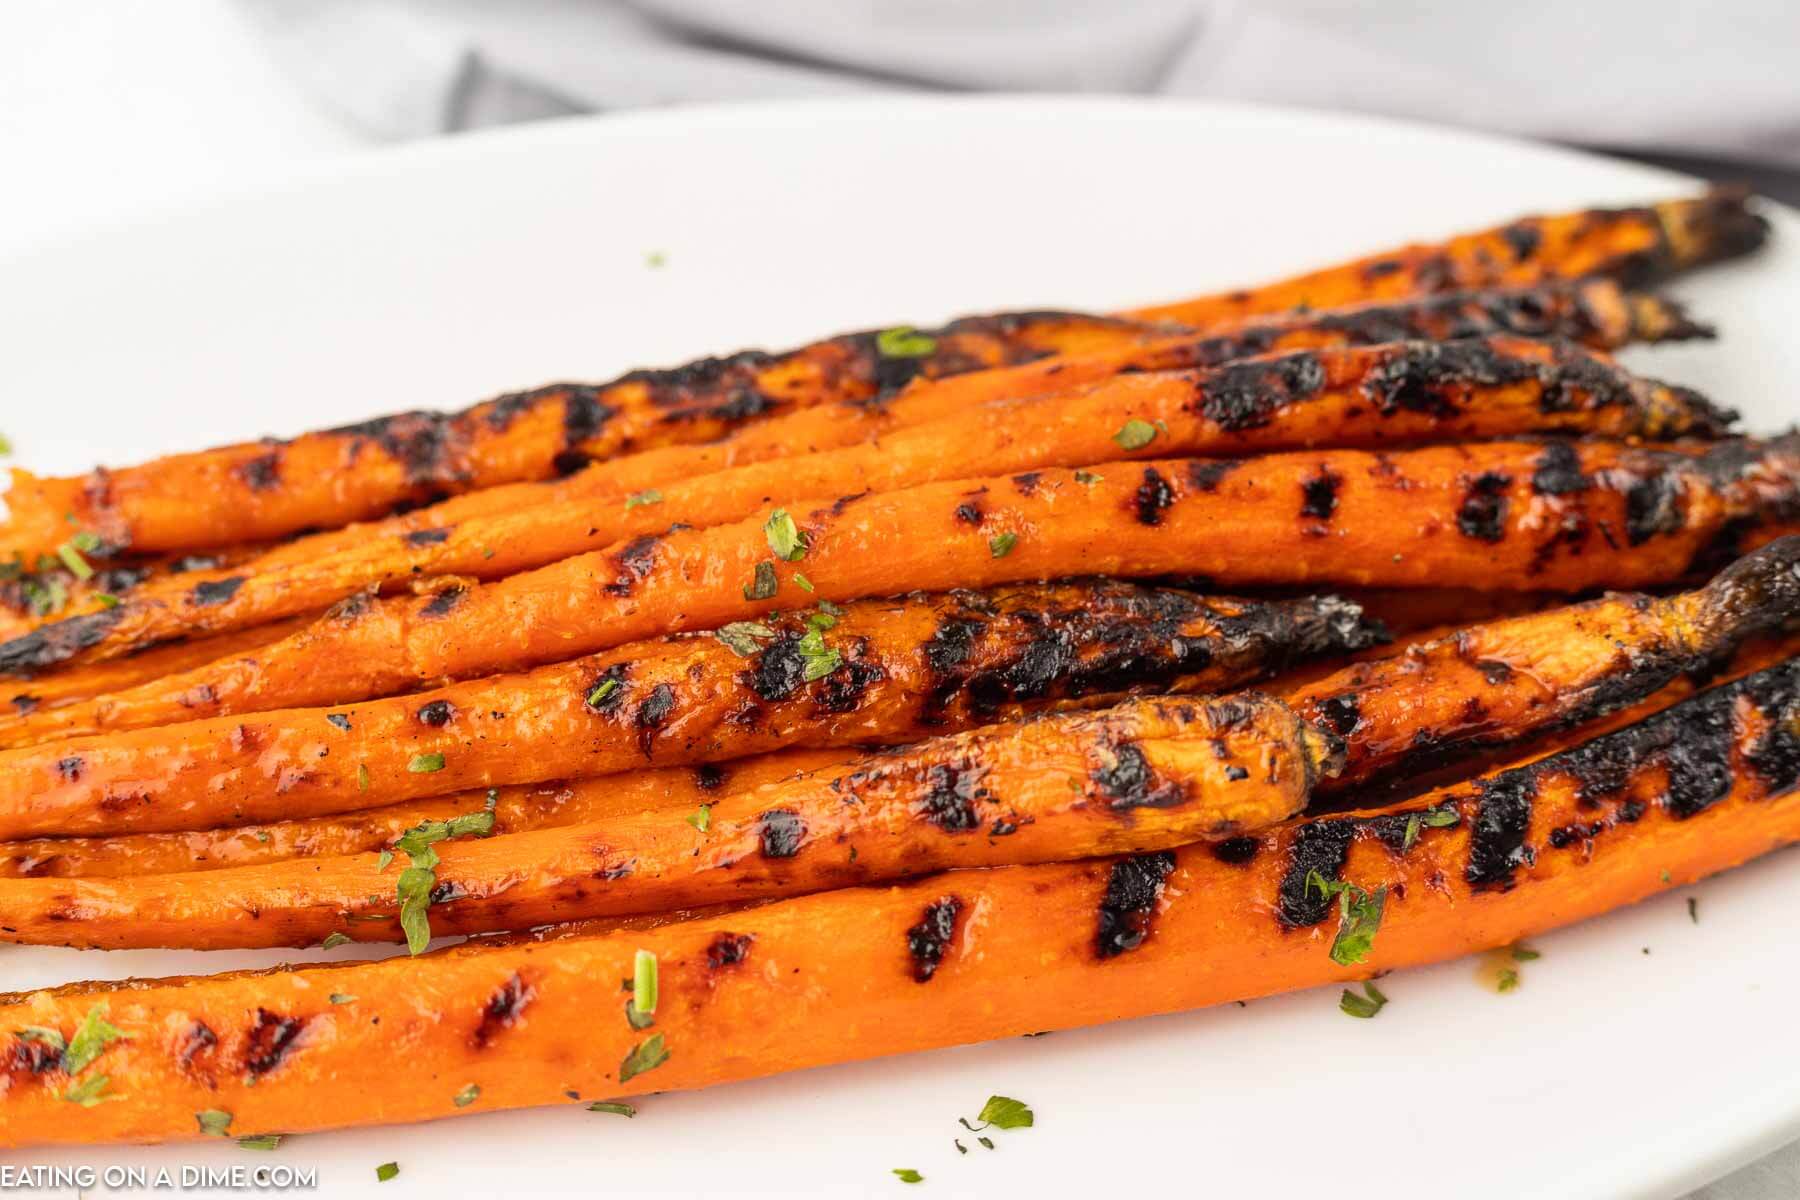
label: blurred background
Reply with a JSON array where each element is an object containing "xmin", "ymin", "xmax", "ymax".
[{"xmin": 4, "ymin": 0, "xmax": 1800, "ymax": 259}]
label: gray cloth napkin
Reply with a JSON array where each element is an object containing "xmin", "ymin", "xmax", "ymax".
[{"xmin": 234, "ymin": 3, "xmax": 1800, "ymax": 1195}]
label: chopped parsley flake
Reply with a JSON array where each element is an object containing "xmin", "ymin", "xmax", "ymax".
[
  {"xmin": 686, "ymin": 804, "xmax": 712, "ymax": 832},
  {"xmin": 358, "ymin": 764, "xmax": 371, "ymax": 792},
  {"xmin": 892, "ymin": 1169, "xmax": 925, "ymax": 1184},
  {"xmin": 320, "ymin": 932, "xmax": 353, "ymax": 950},
  {"xmin": 976, "ymin": 1095, "xmax": 1033, "ymax": 1129},
  {"xmin": 1495, "ymin": 967, "xmax": 1520, "ymax": 993},
  {"xmin": 589, "ymin": 677, "xmax": 622, "ymax": 706},
  {"xmin": 743, "ymin": 561, "xmax": 779, "ymax": 601},
  {"xmin": 764, "ymin": 509, "xmax": 806, "ymax": 561},
  {"xmin": 329, "ymin": 994, "xmax": 357, "ymax": 1005},
  {"xmin": 377, "ymin": 850, "xmax": 394, "ymax": 871},
  {"xmin": 1074, "ymin": 469, "xmax": 1103, "ymax": 485},
  {"xmin": 453, "ymin": 1084, "xmax": 481, "ymax": 1107},
  {"xmin": 875, "ymin": 327, "xmax": 936, "ymax": 358},
  {"xmin": 1510, "ymin": 945, "xmax": 1540, "ymax": 962},
  {"xmin": 238, "ymin": 1134, "xmax": 282, "ymax": 1151},
  {"xmin": 793, "ymin": 572, "xmax": 815, "ymax": 592},
  {"xmin": 64, "ymin": 1074, "xmax": 116, "ymax": 1107},
  {"xmin": 407, "ymin": 752, "xmax": 446, "ymax": 774},
  {"xmin": 1688, "ymin": 896, "xmax": 1699, "ymax": 924},
  {"xmin": 1113, "ymin": 419, "xmax": 1158, "ymax": 451},
  {"xmin": 988, "ymin": 532, "xmax": 1018, "ymax": 558},
  {"xmin": 588, "ymin": 1101, "xmax": 636, "ymax": 1117},
  {"xmin": 796, "ymin": 626, "xmax": 841, "ymax": 680},
  {"xmin": 1305, "ymin": 870, "xmax": 1387, "ymax": 966},
  {"xmin": 645, "ymin": 251, "xmax": 666, "ymax": 269},
  {"xmin": 0, "ymin": 433, "xmax": 11, "ymax": 456},
  {"xmin": 94, "ymin": 592, "xmax": 121, "ymax": 609},
  {"xmin": 624, "ymin": 489, "xmax": 662, "ymax": 510},
  {"xmin": 56, "ymin": 534, "xmax": 99, "ymax": 581},
  {"xmin": 1338, "ymin": 981, "xmax": 1388, "ymax": 1018},
  {"xmin": 63, "ymin": 1005, "xmax": 123, "ymax": 1075},
  {"xmin": 633, "ymin": 950, "xmax": 659, "ymax": 1018},
  {"xmin": 618, "ymin": 1033, "xmax": 670, "ymax": 1083},
  {"xmin": 1401, "ymin": 804, "xmax": 1459, "ymax": 850},
  {"xmin": 392, "ymin": 808, "xmax": 496, "ymax": 954},
  {"xmin": 197, "ymin": 1109, "xmax": 233, "ymax": 1137},
  {"xmin": 375, "ymin": 1162, "xmax": 399, "ymax": 1182},
  {"xmin": 714, "ymin": 621, "xmax": 775, "ymax": 657}
]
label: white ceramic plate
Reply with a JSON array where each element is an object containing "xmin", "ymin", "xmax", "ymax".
[{"xmin": 3, "ymin": 97, "xmax": 1797, "ymax": 1200}]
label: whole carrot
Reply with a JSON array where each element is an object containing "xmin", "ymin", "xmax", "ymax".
[
  {"xmin": 1, "ymin": 655, "xmax": 1791, "ymax": 1147},
  {"xmin": 0, "ymin": 191, "xmax": 1758, "ymax": 561},
  {"xmin": 0, "ymin": 692, "xmax": 1336, "ymax": 949},
  {"xmin": 0, "ymin": 584, "xmax": 1379, "ymax": 836},
  {"xmin": 12, "ymin": 333, "xmax": 1729, "ymax": 665},
  {"xmin": 4, "ymin": 437, "xmax": 1792, "ymax": 737}
]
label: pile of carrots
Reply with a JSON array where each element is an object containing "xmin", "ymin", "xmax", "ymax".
[{"xmin": 1, "ymin": 187, "xmax": 1797, "ymax": 1149}]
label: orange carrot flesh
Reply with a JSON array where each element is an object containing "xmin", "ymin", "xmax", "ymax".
[
  {"xmin": 5, "ymin": 437, "xmax": 1791, "ymax": 744},
  {"xmin": 0, "ymin": 693, "xmax": 1333, "ymax": 949},
  {"xmin": 0, "ymin": 655, "xmax": 1791, "ymax": 1147},
  {"xmin": 1127, "ymin": 187, "xmax": 1765, "ymax": 326},
  {"xmin": 8, "ymin": 332, "xmax": 1731, "ymax": 667},
  {"xmin": 0, "ymin": 585, "xmax": 1377, "ymax": 836}
]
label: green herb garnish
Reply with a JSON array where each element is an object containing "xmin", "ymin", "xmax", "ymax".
[
  {"xmin": 792, "ymin": 572, "xmax": 815, "ymax": 592},
  {"xmin": 1074, "ymin": 469, "xmax": 1103, "ymax": 485},
  {"xmin": 1495, "ymin": 968, "xmax": 1520, "ymax": 993},
  {"xmin": 632, "ymin": 950, "xmax": 659, "ymax": 1019},
  {"xmin": 988, "ymin": 532, "xmax": 1018, "ymax": 558},
  {"xmin": 1338, "ymin": 981, "xmax": 1388, "ymax": 1018},
  {"xmin": 407, "ymin": 752, "xmax": 446, "ymax": 774},
  {"xmin": 1688, "ymin": 896, "xmax": 1699, "ymax": 924},
  {"xmin": 1113, "ymin": 419, "xmax": 1157, "ymax": 451},
  {"xmin": 329, "ymin": 994, "xmax": 357, "ymax": 1005},
  {"xmin": 1400, "ymin": 804, "xmax": 1459, "ymax": 851},
  {"xmin": 64, "ymin": 1074, "xmax": 117, "ymax": 1107},
  {"xmin": 1305, "ymin": 870, "xmax": 1387, "ymax": 966},
  {"xmin": 0, "ymin": 433, "xmax": 11, "ymax": 456},
  {"xmin": 375, "ymin": 1162, "xmax": 399, "ymax": 1182},
  {"xmin": 17, "ymin": 1026, "xmax": 66, "ymax": 1054},
  {"xmin": 453, "ymin": 1084, "xmax": 481, "ymax": 1107},
  {"xmin": 238, "ymin": 1134, "xmax": 283, "ymax": 1151},
  {"xmin": 63, "ymin": 1005, "xmax": 123, "ymax": 1075},
  {"xmin": 686, "ymin": 804, "xmax": 712, "ymax": 832},
  {"xmin": 892, "ymin": 1168, "xmax": 925, "ymax": 1184},
  {"xmin": 588, "ymin": 677, "xmax": 622, "ymax": 706},
  {"xmin": 743, "ymin": 561, "xmax": 779, "ymax": 601},
  {"xmin": 94, "ymin": 593, "xmax": 121, "ymax": 609},
  {"xmin": 1510, "ymin": 945, "xmax": 1540, "ymax": 962},
  {"xmin": 588, "ymin": 1101, "xmax": 636, "ymax": 1117},
  {"xmin": 974, "ymin": 1095, "xmax": 1034, "ymax": 1130},
  {"xmin": 764, "ymin": 509, "xmax": 806, "ymax": 561},
  {"xmin": 197, "ymin": 1109, "xmax": 233, "ymax": 1137},
  {"xmin": 618, "ymin": 1033, "xmax": 669, "ymax": 1083},
  {"xmin": 56, "ymin": 531, "xmax": 102, "ymax": 581},
  {"xmin": 796, "ymin": 626, "xmax": 841, "ymax": 680},
  {"xmin": 320, "ymin": 932, "xmax": 353, "ymax": 950},
  {"xmin": 624, "ymin": 489, "xmax": 662, "ymax": 510},
  {"xmin": 391, "ymin": 809, "xmax": 496, "ymax": 954},
  {"xmin": 875, "ymin": 327, "xmax": 936, "ymax": 358},
  {"xmin": 714, "ymin": 621, "xmax": 775, "ymax": 657},
  {"xmin": 358, "ymin": 763, "xmax": 371, "ymax": 792}
]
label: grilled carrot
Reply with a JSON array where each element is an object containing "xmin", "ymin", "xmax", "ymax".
[
  {"xmin": 7, "ymin": 437, "xmax": 1793, "ymax": 739},
  {"xmin": 35, "ymin": 276, "xmax": 1687, "ymax": 627},
  {"xmin": 0, "ymin": 544, "xmax": 268, "ymax": 639},
  {"xmin": 0, "ymin": 585, "xmax": 1379, "ymax": 837},
  {"xmin": 0, "ymin": 749, "xmax": 852, "ymax": 879},
  {"xmin": 2, "ymin": 656, "xmax": 1792, "ymax": 1146},
  {"xmin": 1286, "ymin": 535, "xmax": 1800, "ymax": 788},
  {"xmin": 10, "ymin": 541, "xmax": 1790, "ymax": 941},
  {"xmin": 0, "ymin": 692, "xmax": 1337, "ymax": 949},
  {"xmin": 1128, "ymin": 186, "xmax": 1766, "ymax": 326},
  {"xmin": 13, "ymin": 333, "xmax": 1730, "ymax": 667},
  {"xmin": 0, "ymin": 190, "xmax": 1752, "ymax": 563}
]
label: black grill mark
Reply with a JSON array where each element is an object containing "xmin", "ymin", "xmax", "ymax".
[
  {"xmin": 919, "ymin": 763, "xmax": 984, "ymax": 831},
  {"xmin": 1531, "ymin": 441, "xmax": 1590, "ymax": 496},
  {"xmin": 694, "ymin": 763, "xmax": 727, "ymax": 791},
  {"xmin": 923, "ymin": 618, "xmax": 985, "ymax": 677},
  {"xmin": 1092, "ymin": 741, "xmax": 1184, "ymax": 810},
  {"xmin": 1465, "ymin": 773, "xmax": 1539, "ymax": 889},
  {"xmin": 707, "ymin": 933, "xmax": 753, "ymax": 969},
  {"xmin": 748, "ymin": 633, "xmax": 807, "ymax": 702},
  {"xmin": 1456, "ymin": 472, "xmax": 1511, "ymax": 542},
  {"xmin": 1185, "ymin": 460, "xmax": 1237, "ymax": 493},
  {"xmin": 1095, "ymin": 851, "xmax": 1178, "ymax": 958},
  {"xmin": 473, "ymin": 972, "xmax": 535, "ymax": 1048},
  {"xmin": 1316, "ymin": 694, "xmax": 1361, "ymax": 737},
  {"xmin": 55, "ymin": 756, "xmax": 83, "ymax": 782},
  {"xmin": 561, "ymin": 387, "xmax": 616, "ymax": 456},
  {"xmin": 606, "ymin": 535, "xmax": 661, "ymax": 596},
  {"xmin": 1211, "ymin": 836, "xmax": 1260, "ymax": 865},
  {"xmin": 1501, "ymin": 223, "xmax": 1542, "ymax": 261},
  {"xmin": 416, "ymin": 700, "xmax": 455, "ymax": 727},
  {"xmin": 1624, "ymin": 471, "xmax": 1684, "ymax": 546},
  {"xmin": 327, "ymin": 411, "xmax": 458, "ymax": 487},
  {"xmin": 235, "ymin": 451, "xmax": 282, "ymax": 493},
  {"xmin": 757, "ymin": 809, "xmax": 805, "ymax": 858},
  {"xmin": 405, "ymin": 527, "xmax": 452, "ymax": 546},
  {"xmin": 0, "ymin": 608, "xmax": 126, "ymax": 674},
  {"xmin": 1362, "ymin": 339, "xmax": 1538, "ymax": 417},
  {"xmin": 1300, "ymin": 466, "xmax": 1340, "ymax": 521},
  {"xmin": 1134, "ymin": 467, "xmax": 1175, "ymax": 526},
  {"xmin": 906, "ymin": 897, "xmax": 963, "ymax": 982},
  {"xmin": 1276, "ymin": 819, "xmax": 1355, "ymax": 926},
  {"xmin": 242, "ymin": 1010, "xmax": 307, "ymax": 1078},
  {"xmin": 585, "ymin": 663, "xmax": 629, "ymax": 715},
  {"xmin": 954, "ymin": 502, "xmax": 984, "ymax": 526},
  {"xmin": 189, "ymin": 577, "xmax": 246, "ymax": 607},
  {"xmin": 1195, "ymin": 352, "xmax": 1327, "ymax": 430},
  {"xmin": 634, "ymin": 683, "xmax": 677, "ymax": 754}
]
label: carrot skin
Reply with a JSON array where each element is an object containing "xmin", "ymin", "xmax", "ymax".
[
  {"xmin": 0, "ymin": 693, "xmax": 1332, "ymax": 949},
  {"xmin": 4, "ymin": 331, "xmax": 1730, "ymax": 672},
  {"xmin": 0, "ymin": 654, "xmax": 1792, "ymax": 1147},
  {"xmin": 0, "ymin": 585, "xmax": 1376, "ymax": 837}
]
